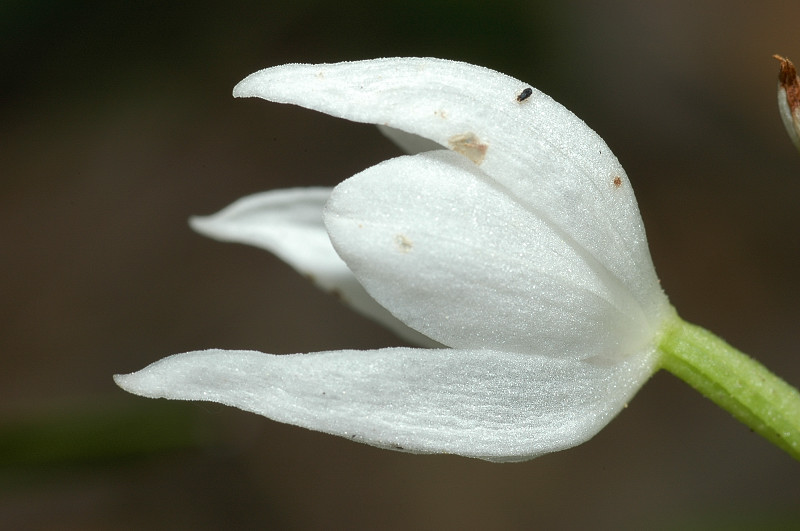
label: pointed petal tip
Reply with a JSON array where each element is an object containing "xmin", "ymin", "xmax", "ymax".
[
  {"xmin": 233, "ymin": 63, "xmax": 301, "ymax": 99},
  {"xmin": 188, "ymin": 214, "xmax": 215, "ymax": 237},
  {"xmin": 187, "ymin": 213, "xmax": 206, "ymax": 228},
  {"xmin": 113, "ymin": 355, "xmax": 193, "ymax": 399},
  {"xmin": 232, "ymin": 77, "xmax": 252, "ymax": 99},
  {"xmin": 113, "ymin": 372, "xmax": 146, "ymax": 396},
  {"xmin": 232, "ymin": 70, "xmax": 265, "ymax": 98},
  {"xmin": 113, "ymin": 370, "xmax": 165, "ymax": 399},
  {"xmin": 188, "ymin": 213, "xmax": 242, "ymax": 244}
]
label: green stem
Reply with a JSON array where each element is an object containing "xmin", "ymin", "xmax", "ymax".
[{"xmin": 658, "ymin": 316, "xmax": 800, "ymax": 462}]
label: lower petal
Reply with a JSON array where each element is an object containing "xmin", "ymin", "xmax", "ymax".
[{"xmin": 114, "ymin": 346, "xmax": 658, "ymax": 461}]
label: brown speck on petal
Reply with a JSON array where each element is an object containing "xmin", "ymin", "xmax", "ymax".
[
  {"xmin": 395, "ymin": 234, "xmax": 413, "ymax": 253},
  {"xmin": 448, "ymin": 132, "xmax": 488, "ymax": 165},
  {"xmin": 612, "ymin": 176, "xmax": 622, "ymax": 188}
]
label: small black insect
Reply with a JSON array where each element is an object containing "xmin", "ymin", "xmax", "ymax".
[{"xmin": 516, "ymin": 87, "xmax": 533, "ymax": 102}]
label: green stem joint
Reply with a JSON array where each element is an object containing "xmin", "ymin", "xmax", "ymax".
[{"xmin": 657, "ymin": 316, "xmax": 800, "ymax": 462}]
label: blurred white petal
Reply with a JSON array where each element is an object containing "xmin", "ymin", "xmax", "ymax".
[
  {"xmin": 190, "ymin": 188, "xmax": 339, "ymax": 285},
  {"xmin": 190, "ymin": 189, "xmax": 438, "ymax": 346}
]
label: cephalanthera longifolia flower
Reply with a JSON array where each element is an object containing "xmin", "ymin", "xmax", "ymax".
[{"xmin": 115, "ymin": 58, "xmax": 800, "ymax": 462}]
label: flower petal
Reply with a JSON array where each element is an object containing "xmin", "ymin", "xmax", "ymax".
[
  {"xmin": 113, "ymin": 345, "xmax": 658, "ymax": 461},
  {"xmin": 233, "ymin": 58, "xmax": 669, "ymax": 327},
  {"xmin": 325, "ymin": 150, "xmax": 649, "ymax": 360},
  {"xmin": 190, "ymin": 188, "xmax": 438, "ymax": 347}
]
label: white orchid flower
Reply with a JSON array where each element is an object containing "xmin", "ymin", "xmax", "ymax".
[{"xmin": 115, "ymin": 58, "xmax": 800, "ymax": 462}]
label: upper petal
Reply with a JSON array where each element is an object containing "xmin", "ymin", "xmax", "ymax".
[
  {"xmin": 114, "ymin": 345, "xmax": 658, "ymax": 462},
  {"xmin": 233, "ymin": 58, "xmax": 669, "ymax": 328},
  {"xmin": 190, "ymin": 188, "xmax": 438, "ymax": 347},
  {"xmin": 325, "ymin": 150, "xmax": 649, "ymax": 360}
]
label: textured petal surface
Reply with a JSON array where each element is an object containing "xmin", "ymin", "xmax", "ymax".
[
  {"xmin": 190, "ymin": 188, "xmax": 438, "ymax": 347},
  {"xmin": 326, "ymin": 151, "xmax": 649, "ymax": 360},
  {"xmin": 114, "ymin": 345, "xmax": 658, "ymax": 461},
  {"xmin": 233, "ymin": 58, "xmax": 669, "ymax": 328}
]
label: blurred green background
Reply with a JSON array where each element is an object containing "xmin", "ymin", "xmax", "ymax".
[{"xmin": 2, "ymin": 0, "xmax": 799, "ymax": 529}]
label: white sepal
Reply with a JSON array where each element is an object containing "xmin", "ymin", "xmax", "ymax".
[{"xmin": 114, "ymin": 345, "xmax": 658, "ymax": 462}]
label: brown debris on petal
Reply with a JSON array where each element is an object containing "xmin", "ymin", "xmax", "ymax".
[
  {"xmin": 448, "ymin": 132, "xmax": 488, "ymax": 165},
  {"xmin": 395, "ymin": 234, "xmax": 413, "ymax": 253}
]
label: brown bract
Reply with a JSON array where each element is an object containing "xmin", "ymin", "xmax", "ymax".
[{"xmin": 774, "ymin": 55, "xmax": 800, "ymax": 112}]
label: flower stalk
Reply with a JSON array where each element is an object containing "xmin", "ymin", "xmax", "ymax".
[{"xmin": 659, "ymin": 316, "xmax": 800, "ymax": 461}]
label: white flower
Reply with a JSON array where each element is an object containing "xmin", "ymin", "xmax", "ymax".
[{"xmin": 115, "ymin": 58, "xmax": 674, "ymax": 462}]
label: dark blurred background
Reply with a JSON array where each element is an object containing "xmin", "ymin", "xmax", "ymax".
[{"xmin": 2, "ymin": 1, "xmax": 799, "ymax": 529}]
